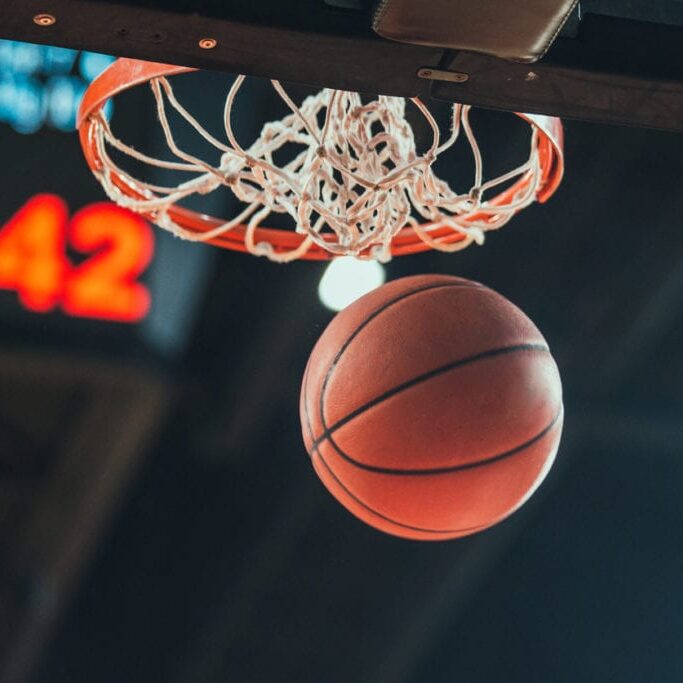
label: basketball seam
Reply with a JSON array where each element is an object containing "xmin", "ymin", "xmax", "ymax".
[
  {"xmin": 314, "ymin": 342, "xmax": 550, "ymax": 448},
  {"xmin": 311, "ymin": 446, "xmax": 499, "ymax": 537},
  {"xmin": 304, "ymin": 314, "xmax": 495, "ymax": 536},
  {"xmin": 319, "ymin": 344, "xmax": 556, "ymax": 474},
  {"xmin": 300, "ymin": 356, "xmax": 313, "ymax": 450},
  {"xmin": 312, "ymin": 434, "xmax": 563, "ymax": 536},
  {"xmin": 314, "ymin": 281, "xmax": 555, "ymax": 475},
  {"xmin": 317, "ymin": 280, "xmax": 483, "ymax": 456},
  {"xmin": 319, "ymin": 279, "xmax": 483, "ymax": 415},
  {"xmin": 326, "ymin": 406, "xmax": 562, "ymax": 476},
  {"xmin": 312, "ymin": 415, "xmax": 562, "ymax": 534},
  {"xmin": 304, "ymin": 320, "xmax": 561, "ymax": 534}
]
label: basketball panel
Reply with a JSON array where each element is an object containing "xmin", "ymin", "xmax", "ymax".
[
  {"xmin": 315, "ymin": 413, "xmax": 562, "ymax": 535},
  {"xmin": 311, "ymin": 452, "xmax": 493, "ymax": 541},
  {"xmin": 329, "ymin": 349, "xmax": 562, "ymax": 471},
  {"xmin": 321, "ymin": 283, "xmax": 548, "ymax": 432},
  {"xmin": 304, "ymin": 274, "xmax": 474, "ymax": 439}
]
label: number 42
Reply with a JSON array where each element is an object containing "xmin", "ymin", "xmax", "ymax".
[{"xmin": 0, "ymin": 195, "xmax": 154, "ymax": 323}]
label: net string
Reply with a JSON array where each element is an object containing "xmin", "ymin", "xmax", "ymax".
[{"xmin": 89, "ymin": 75, "xmax": 544, "ymax": 262}]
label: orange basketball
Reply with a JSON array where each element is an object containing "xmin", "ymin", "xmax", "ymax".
[{"xmin": 300, "ymin": 274, "xmax": 563, "ymax": 541}]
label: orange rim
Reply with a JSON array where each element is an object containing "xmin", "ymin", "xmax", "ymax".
[{"xmin": 78, "ymin": 58, "xmax": 564, "ymax": 260}]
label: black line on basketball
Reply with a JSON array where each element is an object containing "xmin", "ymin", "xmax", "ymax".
[
  {"xmin": 317, "ymin": 280, "xmax": 481, "ymax": 445},
  {"xmin": 303, "ymin": 351, "xmax": 463, "ymax": 536},
  {"xmin": 313, "ymin": 342, "xmax": 550, "ymax": 450},
  {"xmin": 324, "ymin": 406, "xmax": 562, "ymax": 476},
  {"xmin": 304, "ymin": 310, "xmax": 490, "ymax": 536},
  {"xmin": 312, "ymin": 442, "xmax": 496, "ymax": 537},
  {"xmin": 324, "ymin": 280, "xmax": 482, "ymax": 384},
  {"xmin": 302, "ymin": 356, "xmax": 316, "ymax": 451}
]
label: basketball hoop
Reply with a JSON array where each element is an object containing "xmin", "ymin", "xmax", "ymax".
[{"xmin": 78, "ymin": 59, "xmax": 563, "ymax": 262}]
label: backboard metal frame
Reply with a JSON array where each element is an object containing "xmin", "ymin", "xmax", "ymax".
[{"xmin": 1, "ymin": 0, "xmax": 683, "ymax": 132}]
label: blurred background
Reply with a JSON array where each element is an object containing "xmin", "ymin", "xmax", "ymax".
[{"xmin": 0, "ymin": 37, "xmax": 682, "ymax": 683}]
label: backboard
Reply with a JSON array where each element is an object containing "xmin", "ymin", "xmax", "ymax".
[{"xmin": 1, "ymin": 0, "xmax": 683, "ymax": 131}]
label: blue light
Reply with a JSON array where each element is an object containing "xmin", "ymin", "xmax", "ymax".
[
  {"xmin": 0, "ymin": 40, "xmax": 115, "ymax": 134},
  {"xmin": 46, "ymin": 76, "xmax": 84, "ymax": 131},
  {"xmin": 0, "ymin": 42, "xmax": 14, "ymax": 69},
  {"xmin": 9, "ymin": 42, "xmax": 43, "ymax": 74},
  {"xmin": 0, "ymin": 75, "xmax": 15, "ymax": 123},
  {"xmin": 79, "ymin": 52, "xmax": 115, "ymax": 82},
  {"xmin": 11, "ymin": 75, "xmax": 44, "ymax": 134},
  {"xmin": 44, "ymin": 46, "xmax": 79, "ymax": 74}
]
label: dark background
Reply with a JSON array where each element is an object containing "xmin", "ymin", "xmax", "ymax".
[{"xmin": 0, "ymin": 16, "xmax": 683, "ymax": 683}]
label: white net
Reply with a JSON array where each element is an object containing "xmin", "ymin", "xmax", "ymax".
[{"xmin": 88, "ymin": 75, "xmax": 545, "ymax": 262}]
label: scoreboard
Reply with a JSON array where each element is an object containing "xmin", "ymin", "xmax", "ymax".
[
  {"xmin": 0, "ymin": 190, "xmax": 214, "ymax": 359},
  {"xmin": 0, "ymin": 194, "xmax": 154, "ymax": 323},
  {"xmin": 0, "ymin": 40, "xmax": 219, "ymax": 359}
]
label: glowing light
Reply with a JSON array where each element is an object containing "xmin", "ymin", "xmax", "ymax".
[
  {"xmin": 0, "ymin": 195, "xmax": 154, "ymax": 323},
  {"xmin": 318, "ymin": 256, "xmax": 386, "ymax": 312},
  {"xmin": 79, "ymin": 52, "xmax": 115, "ymax": 82},
  {"xmin": 11, "ymin": 75, "xmax": 43, "ymax": 134},
  {"xmin": 0, "ymin": 40, "xmax": 114, "ymax": 133},
  {"xmin": 46, "ymin": 75, "xmax": 84, "ymax": 131}
]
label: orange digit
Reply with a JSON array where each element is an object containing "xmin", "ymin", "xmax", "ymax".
[
  {"xmin": 63, "ymin": 204, "xmax": 154, "ymax": 323},
  {"xmin": 0, "ymin": 194, "xmax": 69, "ymax": 312}
]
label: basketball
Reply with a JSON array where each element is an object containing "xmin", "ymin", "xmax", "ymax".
[{"xmin": 300, "ymin": 274, "xmax": 563, "ymax": 540}]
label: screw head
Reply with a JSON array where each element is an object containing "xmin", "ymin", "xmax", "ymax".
[
  {"xmin": 198, "ymin": 38, "xmax": 217, "ymax": 49},
  {"xmin": 33, "ymin": 13, "xmax": 56, "ymax": 26}
]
